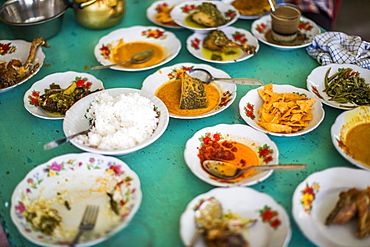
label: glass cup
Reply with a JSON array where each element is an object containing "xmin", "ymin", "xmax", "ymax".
[{"xmin": 270, "ymin": 3, "xmax": 301, "ymax": 42}]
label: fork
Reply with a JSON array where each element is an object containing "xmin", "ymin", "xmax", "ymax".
[{"xmin": 69, "ymin": 205, "xmax": 99, "ymax": 247}]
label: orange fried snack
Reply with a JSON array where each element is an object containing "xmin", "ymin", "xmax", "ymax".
[
  {"xmin": 257, "ymin": 84, "xmax": 315, "ymax": 133},
  {"xmin": 154, "ymin": 4, "xmax": 177, "ymax": 26}
]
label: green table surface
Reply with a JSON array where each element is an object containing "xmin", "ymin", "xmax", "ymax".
[{"xmin": 0, "ymin": 0, "xmax": 355, "ymax": 246}]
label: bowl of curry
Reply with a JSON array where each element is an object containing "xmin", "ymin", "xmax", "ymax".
[
  {"xmin": 184, "ymin": 124, "xmax": 279, "ymax": 187},
  {"xmin": 93, "ymin": 26, "xmax": 181, "ymax": 72},
  {"xmin": 331, "ymin": 105, "xmax": 370, "ymax": 171},
  {"xmin": 141, "ymin": 63, "xmax": 236, "ymax": 119}
]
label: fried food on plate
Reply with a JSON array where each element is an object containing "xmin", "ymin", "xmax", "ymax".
[{"xmin": 231, "ymin": 0, "xmax": 272, "ymax": 16}]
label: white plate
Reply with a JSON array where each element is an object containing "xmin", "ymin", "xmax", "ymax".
[
  {"xmin": 11, "ymin": 152, "xmax": 142, "ymax": 247},
  {"xmin": 0, "ymin": 40, "xmax": 45, "ymax": 93},
  {"xmin": 146, "ymin": 1, "xmax": 183, "ymax": 28},
  {"xmin": 331, "ymin": 106, "xmax": 370, "ymax": 170},
  {"xmin": 170, "ymin": 1, "xmax": 239, "ymax": 33},
  {"xmin": 239, "ymin": 84, "xmax": 325, "ymax": 137},
  {"xmin": 251, "ymin": 15, "xmax": 320, "ymax": 51},
  {"xmin": 23, "ymin": 71, "xmax": 104, "ymax": 120},
  {"xmin": 292, "ymin": 167, "xmax": 370, "ymax": 247},
  {"xmin": 186, "ymin": 26, "xmax": 259, "ymax": 63},
  {"xmin": 63, "ymin": 88, "xmax": 169, "ymax": 156},
  {"xmin": 180, "ymin": 187, "xmax": 291, "ymax": 246},
  {"xmin": 141, "ymin": 63, "xmax": 236, "ymax": 119},
  {"xmin": 183, "ymin": 124, "xmax": 279, "ymax": 187},
  {"xmin": 307, "ymin": 64, "xmax": 370, "ymax": 110},
  {"xmin": 94, "ymin": 26, "xmax": 181, "ymax": 71}
]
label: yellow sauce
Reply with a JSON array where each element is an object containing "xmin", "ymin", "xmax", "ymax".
[
  {"xmin": 110, "ymin": 41, "xmax": 165, "ymax": 69},
  {"xmin": 155, "ymin": 79, "xmax": 220, "ymax": 116},
  {"xmin": 202, "ymin": 47, "xmax": 241, "ymax": 61},
  {"xmin": 345, "ymin": 123, "xmax": 370, "ymax": 167}
]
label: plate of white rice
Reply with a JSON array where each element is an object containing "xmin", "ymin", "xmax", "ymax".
[{"xmin": 63, "ymin": 88, "xmax": 169, "ymax": 156}]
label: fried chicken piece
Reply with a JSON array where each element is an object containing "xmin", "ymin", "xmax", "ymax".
[
  {"xmin": 203, "ymin": 30, "xmax": 256, "ymax": 54},
  {"xmin": 205, "ymin": 229, "xmax": 250, "ymax": 247},
  {"xmin": 356, "ymin": 188, "xmax": 370, "ymax": 239},
  {"xmin": 325, "ymin": 188, "xmax": 360, "ymax": 225}
]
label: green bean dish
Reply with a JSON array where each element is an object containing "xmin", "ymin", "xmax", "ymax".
[{"xmin": 323, "ymin": 67, "xmax": 370, "ymax": 106}]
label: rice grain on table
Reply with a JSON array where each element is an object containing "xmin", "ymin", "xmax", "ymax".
[{"xmin": 76, "ymin": 91, "xmax": 159, "ymax": 150}]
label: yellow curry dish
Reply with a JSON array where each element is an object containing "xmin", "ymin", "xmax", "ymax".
[
  {"xmin": 345, "ymin": 123, "xmax": 370, "ymax": 167},
  {"xmin": 110, "ymin": 40, "xmax": 165, "ymax": 69}
]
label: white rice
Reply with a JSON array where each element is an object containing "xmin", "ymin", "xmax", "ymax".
[{"xmin": 76, "ymin": 91, "xmax": 159, "ymax": 150}]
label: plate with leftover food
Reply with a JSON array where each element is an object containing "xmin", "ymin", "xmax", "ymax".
[
  {"xmin": 23, "ymin": 71, "xmax": 104, "ymax": 120},
  {"xmin": 11, "ymin": 152, "xmax": 142, "ymax": 247},
  {"xmin": 307, "ymin": 64, "xmax": 370, "ymax": 110},
  {"xmin": 141, "ymin": 63, "xmax": 236, "ymax": 119},
  {"xmin": 221, "ymin": 0, "xmax": 275, "ymax": 19},
  {"xmin": 292, "ymin": 167, "xmax": 370, "ymax": 247},
  {"xmin": 170, "ymin": 1, "xmax": 239, "ymax": 33},
  {"xmin": 63, "ymin": 88, "xmax": 169, "ymax": 156},
  {"xmin": 187, "ymin": 26, "xmax": 259, "ymax": 63},
  {"xmin": 94, "ymin": 26, "xmax": 181, "ymax": 71},
  {"xmin": 251, "ymin": 15, "xmax": 320, "ymax": 51},
  {"xmin": 331, "ymin": 105, "xmax": 370, "ymax": 171},
  {"xmin": 0, "ymin": 38, "xmax": 47, "ymax": 93},
  {"xmin": 180, "ymin": 187, "xmax": 291, "ymax": 246},
  {"xmin": 239, "ymin": 83, "xmax": 325, "ymax": 137},
  {"xmin": 146, "ymin": 1, "xmax": 182, "ymax": 28},
  {"xmin": 184, "ymin": 124, "xmax": 279, "ymax": 187}
]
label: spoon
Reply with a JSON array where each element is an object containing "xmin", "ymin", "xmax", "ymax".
[
  {"xmin": 268, "ymin": 0, "xmax": 275, "ymax": 12},
  {"xmin": 188, "ymin": 197, "xmax": 223, "ymax": 247},
  {"xmin": 186, "ymin": 68, "xmax": 264, "ymax": 86},
  {"xmin": 43, "ymin": 128, "xmax": 90, "ymax": 150},
  {"xmin": 202, "ymin": 160, "xmax": 307, "ymax": 180},
  {"xmin": 90, "ymin": 49, "xmax": 154, "ymax": 70}
]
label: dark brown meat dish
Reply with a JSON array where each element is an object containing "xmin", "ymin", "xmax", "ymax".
[
  {"xmin": 325, "ymin": 187, "xmax": 370, "ymax": 239},
  {"xmin": 0, "ymin": 38, "xmax": 49, "ymax": 89}
]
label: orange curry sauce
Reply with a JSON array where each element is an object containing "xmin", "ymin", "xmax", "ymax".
[{"xmin": 198, "ymin": 140, "xmax": 259, "ymax": 182}]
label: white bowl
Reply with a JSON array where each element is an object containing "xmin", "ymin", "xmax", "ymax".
[
  {"xmin": 170, "ymin": 1, "xmax": 239, "ymax": 33},
  {"xmin": 0, "ymin": 39, "xmax": 45, "ymax": 93},
  {"xmin": 141, "ymin": 63, "xmax": 236, "ymax": 119},
  {"xmin": 307, "ymin": 64, "xmax": 370, "ymax": 110},
  {"xmin": 63, "ymin": 88, "xmax": 169, "ymax": 156},
  {"xmin": 11, "ymin": 152, "xmax": 142, "ymax": 246},
  {"xmin": 94, "ymin": 26, "xmax": 181, "ymax": 72},
  {"xmin": 23, "ymin": 71, "xmax": 104, "ymax": 120},
  {"xmin": 184, "ymin": 124, "xmax": 279, "ymax": 187},
  {"xmin": 239, "ymin": 84, "xmax": 325, "ymax": 137},
  {"xmin": 186, "ymin": 26, "xmax": 259, "ymax": 63},
  {"xmin": 180, "ymin": 187, "xmax": 291, "ymax": 247},
  {"xmin": 146, "ymin": 0, "xmax": 183, "ymax": 29},
  {"xmin": 331, "ymin": 105, "xmax": 370, "ymax": 170}
]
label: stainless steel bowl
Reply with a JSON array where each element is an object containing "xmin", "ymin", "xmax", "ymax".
[{"xmin": 0, "ymin": 0, "xmax": 68, "ymax": 41}]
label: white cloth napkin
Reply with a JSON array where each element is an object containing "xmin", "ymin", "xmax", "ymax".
[{"xmin": 306, "ymin": 32, "xmax": 370, "ymax": 69}]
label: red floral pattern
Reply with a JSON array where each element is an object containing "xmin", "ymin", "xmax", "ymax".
[
  {"xmin": 300, "ymin": 182, "xmax": 320, "ymax": 214},
  {"xmin": 142, "ymin": 29, "xmax": 166, "ymax": 39},
  {"xmin": 258, "ymin": 144, "xmax": 274, "ymax": 163},
  {"xmin": 310, "ymin": 86, "xmax": 323, "ymax": 99},
  {"xmin": 0, "ymin": 42, "xmax": 16, "ymax": 55},
  {"xmin": 181, "ymin": 4, "xmax": 196, "ymax": 13},
  {"xmin": 191, "ymin": 38, "xmax": 201, "ymax": 50},
  {"xmin": 244, "ymin": 103, "xmax": 255, "ymax": 120},
  {"xmin": 259, "ymin": 205, "xmax": 281, "ymax": 229}
]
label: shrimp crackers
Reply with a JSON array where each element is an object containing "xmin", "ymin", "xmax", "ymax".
[{"xmin": 257, "ymin": 84, "xmax": 315, "ymax": 133}]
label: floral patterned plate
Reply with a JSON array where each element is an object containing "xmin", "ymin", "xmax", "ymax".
[
  {"xmin": 331, "ymin": 105, "xmax": 370, "ymax": 171},
  {"xmin": 141, "ymin": 63, "xmax": 236, "ymax": 119},
  {"xmin": 292, "ymin": 167, "xmax": 370, "ymax": 247},
  {"xmin": 180, "ymin": 187, "xmax": 291, "ymax": 246},
  {"xmin": 307, "ymin": 64, "xmax": 370, "ymax": 110},
  {"xmin": 23, "ymin": 71, "xmax": 104, "ymax": 120},
  {"xmin": 146, "ymin": 0, "xmax": 183, "ymax": 28},
  {"xmin": 184, "ymin": 124, "xmax": 279, "ymax": 187},
  {"xmin": 251, "ymin": 15, "xmax": 320, "ymax": 51},
  {"xmin": 186, "ymin": 26, "xmax": 259, "ymax": 63},
  {"xmin": 10, "ymin": 152, "xmax": 142, "ymax": 246},
  {"xmin": 0, "ymin": 40, "xmax": 45, "ymax": 93},
  {"xmin": 170, "ymin": 1, "xmax": 239, "ymax": 33},
  {"xmin": 239, "ymin": 84, "xmax": 325, "ymax": 137},
  {"xmin": 93, "ymin": 26, "xmax": 181, "ymax": 71}
]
